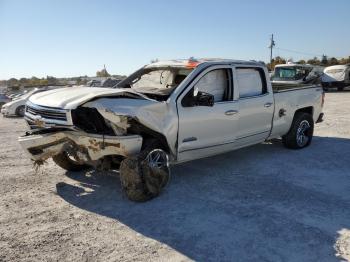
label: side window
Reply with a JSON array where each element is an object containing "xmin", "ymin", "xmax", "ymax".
[
  {"xmin": 194, "ymin": 69, "xmax": 231, "ymax": 102},
  {"xmin": 237, "ymin": 68, "xmax": 267, "ymax": 98}
]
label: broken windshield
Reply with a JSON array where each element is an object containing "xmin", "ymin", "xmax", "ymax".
[{"xmin": 118, "ymin": 67, "xmax": 193, "ymax": 96}]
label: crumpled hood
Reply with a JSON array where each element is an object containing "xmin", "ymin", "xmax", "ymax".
[{"xmin": 28, "ymin": 87, "xmax": 148, "ymax": 109}]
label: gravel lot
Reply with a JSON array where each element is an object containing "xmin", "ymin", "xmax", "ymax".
[{"xmin": 0, "ymin": 91, "xmax": 350, "ymax": 262}]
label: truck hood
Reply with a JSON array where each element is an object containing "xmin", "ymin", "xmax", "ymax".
[{"xmin": 28, "ymin": 87, "xmax": 151, "ymax": 109}]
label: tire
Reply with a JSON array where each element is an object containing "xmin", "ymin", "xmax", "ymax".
[
  {"xmin": 52, "ymin": 152, "xmax": 89, "ymax": 171},
  {"xmin": 282, "ymin": 112, "xmax": 314, "ymax": 149},
  {"xmin": 119, "ymin": 143, "xmax": 170, "ymax": 202},
  {"xmin": 15, "ymin": 105, "xmax": 25, "ymax": 117}
]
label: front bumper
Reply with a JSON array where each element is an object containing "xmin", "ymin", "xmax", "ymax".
[{"xmin": 19, "ymin": 131, "xmax": 143, "ymax": 162}]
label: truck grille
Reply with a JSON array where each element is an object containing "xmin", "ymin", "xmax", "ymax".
[{"xmin": 26, "ymin": 105, "xmax": 67, "ymax": 121}]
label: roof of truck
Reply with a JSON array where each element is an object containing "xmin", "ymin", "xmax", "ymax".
[{"xmin": 145, "ymin": 58, "xmax": 265, "ymax": 69}]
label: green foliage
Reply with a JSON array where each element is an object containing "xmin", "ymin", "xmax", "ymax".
[{"xmin": 96, "ymin": 68, "xmax": 110, "ymax": 77}]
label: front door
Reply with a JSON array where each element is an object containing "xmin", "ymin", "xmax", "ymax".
[{"xmin": 177, "ymin": 66, "xmax": 239, "ymax": 162}]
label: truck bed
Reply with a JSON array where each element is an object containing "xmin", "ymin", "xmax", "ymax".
[{"xmin": 269, "ymin": 84, "xmax": 323, "ymax": 139}]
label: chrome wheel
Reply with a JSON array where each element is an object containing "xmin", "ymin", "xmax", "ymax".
[
  {"xmin": 145, "ymin": 149, "xmax": 170, "ymax": 188},
  {"xmin": 296, "ymin": 120, "xmax": 311, "ymax": 147},
  {"xmin": 146, "ymin": 149, "xmax": 169, "ymax": 169}
]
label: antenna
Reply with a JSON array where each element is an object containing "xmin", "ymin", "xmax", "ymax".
[{"xmin": 268, "ymin": 34, "xmax": 276, "ymax": 65}]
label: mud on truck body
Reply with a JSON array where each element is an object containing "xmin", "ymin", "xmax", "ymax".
[{"xmin": 19, "ymin": 59, "xmax": 325, "ymax": 201}]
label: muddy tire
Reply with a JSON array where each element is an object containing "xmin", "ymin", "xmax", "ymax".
[
  {"xmin": 119, "ymin": 148, "xmax": 170, "ymax": 202},
  {"xmin": 15, "ymin": 105, "xmax": 25, "ymax": 117},
  {"xmin": 282, "ymin": 112, "xmax": 314, "ymax": 149},
  {"xmin": 52, "ymin": 152, "xmax": 89, "ymax": 171}
]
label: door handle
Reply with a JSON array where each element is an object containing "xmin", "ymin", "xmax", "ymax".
[
  {"xmin": 225, "ymin": 110, "xmax": 238, "ymax": 115},
  {"xmin": 264, "ymin": 102, "xmax": 273, "ymax": 108}
]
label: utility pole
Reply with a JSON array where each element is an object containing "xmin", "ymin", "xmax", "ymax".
[{"xmin": 268, "ymin": 34, "xmax": 275, "ymax": 66}]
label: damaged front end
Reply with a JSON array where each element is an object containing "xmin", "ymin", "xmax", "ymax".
[
  {"xmin": 19, "ymin": 95, "xmax": 174, "ymax": 169},
  {"xmin": 19, "ymin": 98, "xmax": 170, "ymax": 201},
  {"xmin": 19, "ymin": 129, "xmax": 143, "ymax": 167},
  {"xmin": 20, "ymin": 103, "xmax": 145, "ymax": 168}
]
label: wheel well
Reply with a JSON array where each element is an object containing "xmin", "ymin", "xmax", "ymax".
[
  {"xmin": 127, "ymin": 120, "xmax": 171, "ymax": 154},
  {"xmin": 294, "ymin": 106, "xmax": 313, "ymax": 117}
]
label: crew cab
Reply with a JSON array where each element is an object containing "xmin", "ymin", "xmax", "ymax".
[{"xmin": 19, "ymin": 59, "xmax": 325, "ymax": 201}]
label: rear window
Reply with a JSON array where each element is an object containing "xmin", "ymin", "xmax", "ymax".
[{"xmin": 237, "ymin": 68, "xmax": 265, "ymax": 98}]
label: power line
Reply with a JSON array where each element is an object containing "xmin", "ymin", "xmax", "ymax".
[
  {"xmin": 275, "ymin": 47, "xmax": 323, "ymax": 57},
  {"xmin": 275, "ymin": 47, "xmax": 345, "ymax": 60},
  {"xmin": 267, "ymin": 34, "xmax": 347, "ymax": 60}
]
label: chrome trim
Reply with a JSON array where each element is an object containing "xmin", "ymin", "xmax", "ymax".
[
  {"xmin": 26, "ymin": 101, "xmax": 67, "ymax": 113},
  {"xmin": 25, "ymin": 101, "xmax": 73, "ymax": 127},
  {"xmin": 239, "ymin": 93, "xmax": 270, "ymax": 100},
  {"xmin": 225, "ymin": 110, "xmax": 239, "ymax": 115},
  {"xmin": 179, "ymin": 131, "xmax": 270, "ymax": 153}
]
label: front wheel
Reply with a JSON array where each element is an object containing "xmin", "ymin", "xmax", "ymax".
[
  {"xmin": 282, "ymin": 112, "xmax": 314, "ymax": 149},
  {"xmin": 119, "ymin": 148, "xmax": 170, "ymax": 202},
  {"xmin": 15, "ymin": 105, "xmax": 25, "ymax": 117}
]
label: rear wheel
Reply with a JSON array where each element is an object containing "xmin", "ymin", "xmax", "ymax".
[
  {"xmin": 119, "ymin": 145, "xmax": 170, "ymax": 202},
  {"xmin": 52, "ymin": 152, "xmax": 89, "ymax": 171},
  {"xmin": 282, "ymin": 112, "xmax": 314, "ymax": 149},
  {"xmin": 15, "ymin": 105, "xmax": 25, "ymax": 117}
]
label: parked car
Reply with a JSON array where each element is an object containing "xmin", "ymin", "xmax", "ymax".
[
  {"xmin": 87, "ymin": 78, "xmax": 121, "ymax": 88},
  {"xmin": 18, "ymin": 58, "xmax": 324, "ymax": 202},
  {"xmin": 1, "ymin": 87, "xmax": 60, "ymax": 117},
  {"xmin": 271, "ymin": 63, "xmax": 324, "ymax": 85},
  {"xmin": 321, "ymin": 64, "xmax": 350, "ymax": 91},
  {"xmin": 0, "ymin": 94, "xmax": 11, "ymax": 108}
]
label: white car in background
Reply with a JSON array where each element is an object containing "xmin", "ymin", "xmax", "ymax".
[
  {"xmin": 1, "ymin": 87, "xmax": 61, "ymax": 117},
  {"xmin": 321, "ymin": 64, "xmax": 350, "ymax": 91}
]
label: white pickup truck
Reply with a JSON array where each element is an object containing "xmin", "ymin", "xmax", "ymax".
[{"xmin": 19, "ymin": 59, "xmax": 325, "ymax": 201}]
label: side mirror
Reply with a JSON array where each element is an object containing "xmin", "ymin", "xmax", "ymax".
[{"xmin": 195, "ymin": 91, "xmax": 214, "ymax": 107}]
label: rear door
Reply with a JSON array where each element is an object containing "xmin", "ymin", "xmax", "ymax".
[
  {"xmin": 235, "ymin": 67, "xmax": 274, "ymax": 146},
  {"xmin": 176, "ymin": 65, "xmax": 239, "ymax": 162}
]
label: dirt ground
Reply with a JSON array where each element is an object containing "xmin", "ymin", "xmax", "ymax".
[{"xmin": 0, "ymin": 91, "xmax": 350, "ymax": 262}]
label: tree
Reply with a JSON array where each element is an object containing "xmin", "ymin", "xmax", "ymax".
[
  {"xmin": 39, "ymin": 79, "xmax": 49, "ymax": 85},
  {"xmin": 329, "ymin": 57, "xmax": 338, "ymax": 66},
  {"xmin": 307, "ymin": 57, "xmax": 321, "ymax": 65},
  {"xmin": 267, "ymin": 56, "xmax": 287, "ymax": 70},
  {"xmin": 46, "ymin": 76, "xmax": 57, "ymax": 85},
  {"xmin": 96, "ymin": 66, "xmax": 110, "ymax": 77},
  {"xmin": 297, "ymin": 60, "xmax": 306, "ymax": 64},
  {"xmin": 8, "ymin": 78, "xmax": 19, "ymax": 87}
]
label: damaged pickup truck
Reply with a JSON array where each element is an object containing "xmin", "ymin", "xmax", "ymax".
[{"xmin": 19, "ymin": 59, "xmax": 325, "ymax": 201}]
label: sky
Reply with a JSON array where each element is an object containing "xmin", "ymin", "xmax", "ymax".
[{"xmin": 0, "ymin": 0, "xmax": 349, "ymax": 79}]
